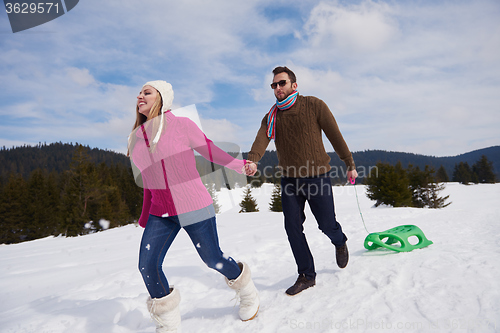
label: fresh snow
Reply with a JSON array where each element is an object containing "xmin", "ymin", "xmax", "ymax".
[{"xmin": 1, "ymin": 183, "xmax": 499, "ymax": 333}]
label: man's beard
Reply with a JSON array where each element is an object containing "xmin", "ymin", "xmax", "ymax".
[{"xmin": 276, "ymin": 91, "xmax": 290, "ymax": 102}]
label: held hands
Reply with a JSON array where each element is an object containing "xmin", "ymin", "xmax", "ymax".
[
  {"xmin": 243, "ymin": 161, "xmax": 258, "ymax": 176},
  {"xmin": 242, "ymin": 161, "xmax": 355, "ymax": 179}
]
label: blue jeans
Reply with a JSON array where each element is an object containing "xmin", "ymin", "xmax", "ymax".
[
  {"xmin": 281, "ymin": 174, "xmax": 347, "ymax": 280},
  {"xmin": 138, "ymin": 214, "xmax": 241, "ymax": 298}
]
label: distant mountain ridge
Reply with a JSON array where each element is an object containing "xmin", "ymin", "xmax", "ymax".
[
  {"xmin": 243, "ymin": 145, "xmax": 500, "ymax": 182},
  {"xmin": 0, "ymin": 142, "xmax": 129, "ymax": 180},
  {"xmin": 1, "ymin": 143, "xmax": 498, "ymax": 182},
  {"xmin": 352, "ymin": 146, "xmax": 500, "ymax": 180}
]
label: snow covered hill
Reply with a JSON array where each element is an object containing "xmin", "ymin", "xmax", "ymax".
[{"xmin": 1, "ymin": 183, "xmax": 499, "ymax": 333}]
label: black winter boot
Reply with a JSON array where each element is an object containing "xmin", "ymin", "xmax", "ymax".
[
  {"xmin": 285, "ymin": 274, "xmax": 315, "ymax": 296},
  {"xmin": 335, "ymin": 243, "xmax": 349, "ymax": 269}
]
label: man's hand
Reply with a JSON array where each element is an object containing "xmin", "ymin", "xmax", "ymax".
[
  {"xmin": 243, "ymin": 161, "xmax": 258, "ymax": 176},
  {"xmin": 347, "ymin": 169, "xmax": 358, "ymax": 183}
]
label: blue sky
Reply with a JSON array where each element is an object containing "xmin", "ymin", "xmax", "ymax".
[{"xmin": 1, "ymin": 0, "xmax": 499, "ymax": 157}]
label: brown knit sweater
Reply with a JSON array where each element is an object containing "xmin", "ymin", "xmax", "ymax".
[{"xmin": 247, "ymin": 95, "xmax": 355, "ymax": 178}]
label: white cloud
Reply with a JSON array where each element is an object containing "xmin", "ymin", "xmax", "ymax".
[
  {"xmin": 0, "ymin": 63, "xmax": 138, "ymax": 152},
  {"xmin": 251, "ymin": 64, "xmax": 349, "ymax": 116},
  {"xmin": 302, "ymin": 0, "xmax": 399, "ymax": 54},
  {"xmin": 199, "ymin": 117, "xmax": 242, "ymax": 144},
  {"xmin": 66, "ymin": 67, "xmax": 96, "ymax": 87},
  {"xmin": 0, "ymin": 0, "xmax": 499, "ymax": 157},
  {"xmin": 287, "ymin": 0, "xmax": 500, "ymax": 156}
]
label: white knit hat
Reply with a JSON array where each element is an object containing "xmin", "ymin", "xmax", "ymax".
[{"xmin": 142, "ymin": 80, "xmax": 174, "ymax": 144}]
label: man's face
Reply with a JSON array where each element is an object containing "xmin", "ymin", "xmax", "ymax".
[{"xmin": 272, "ymin": 72, "xmax": 298, "ymax": 102}]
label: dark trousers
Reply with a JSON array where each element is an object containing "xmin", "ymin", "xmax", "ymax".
[{"xmin": 281, "ymin": 174, "xmax": 347, "ymax": 280}]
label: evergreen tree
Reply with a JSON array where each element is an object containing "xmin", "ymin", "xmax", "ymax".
[
  {"xmin": 269, "ymin": 183, "xmax": 282, "ymax": 212},
  {"xmin": 0, "ymin": 143, "xmax": 144, "ymax": 243},
  {"xmin": 408, "ymin": 165, "xmax": 434, "ymax": 208},
  {"xmin": 0, "ymin": 174, "xmax": 28, "ymax": 244},
  {"xmin": 408, "ymin": 165, "xmax": 451, "ymax": 208},
  {"xmin": 47, "ymin": 171, "xmax": 63, "ymax": 231},
  {"xmin": 61, "ymin": 145, "xmax": 104, "ymax": 236},
  {"xmin": 25, "ymin": 169, "xmax": 62, "ymax": 240},
  {"xmin": 239, "ymin": 186, "xmax": 259, "ymax": 213},
  {"xmin": 472, "ymin": 155, "xmax": 497, "ymax": 183},
  {"xmin": 93, "ymin": 162, "xmax": 131, "ymax": 229},
  {"xmin": 365, "ymin": 162, "xmax": 412, "ymax": 207},
  {"xmin": 116, "ymin": 163, "xmax": 143, "ymax": 220},
  {"xmin": 436, "ymin": 165, "xmax": 450, "ymax": 182},
  {"xmin": 452, "ymin": 162, "xmax": 475, "ymax": 184},
  {"xmin": 366, "ymin": 162, "xmax": 451, "ymax": 209},
  {"xmin": 426, "ymin": 182, "xmax": 451, "ymax": 208}
]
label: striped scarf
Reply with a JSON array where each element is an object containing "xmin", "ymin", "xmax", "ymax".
[{"xmin": 266, "ymin": 90, "xmax": 298, "ymax": 140}]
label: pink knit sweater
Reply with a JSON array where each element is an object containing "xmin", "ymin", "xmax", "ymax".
[{"xmin": 132, "ymin": 111, "xmax": 245, "ymax": 227}]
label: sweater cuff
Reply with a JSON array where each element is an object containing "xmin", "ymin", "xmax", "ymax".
[
  {"xmin": 343, "ymin": 157, "xmax": 356, "ymax": 171},
  {"xmin": 138, "ymin": 189, "xmax": 152, "ymax": 228},
  {"xmin": 224, "ymin": 159, "xmax": 246, "ymax": 174},
  {"xmin": 138, "ymin": 213, "xmax": 149, "ymax": 228},
  {"xmin": 247, "ymin": 153, "xmax": 260, "ymax": 163}
]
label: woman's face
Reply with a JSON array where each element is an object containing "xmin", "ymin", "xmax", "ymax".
[{"xmin": 137, "ymin": 85, "xmax": 158, "ymax": 116}]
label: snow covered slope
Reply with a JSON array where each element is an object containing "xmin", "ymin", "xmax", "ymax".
[{"xmin": 1, "ymin": 183, "xmax": 499, "ymax": 333}]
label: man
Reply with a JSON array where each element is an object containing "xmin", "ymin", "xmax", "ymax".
[{"xmin": 246, "ymin": 66, "xmax": 358, "ymax": 296}]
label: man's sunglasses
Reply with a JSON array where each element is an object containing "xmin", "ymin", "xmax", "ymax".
[{"xmin": 270, "ymin": 80, "xmax": 288, "ymax": 89}]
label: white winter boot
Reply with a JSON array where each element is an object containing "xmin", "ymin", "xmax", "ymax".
[
  {"xmin": 225, "ymin": 262, "xmax": 259, "ymax": 321},
  {"xmin": 147, "ymin": 288, "xmax": 181, "ymax": 333}
]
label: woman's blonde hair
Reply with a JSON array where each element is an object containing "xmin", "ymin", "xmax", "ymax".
[{"xmin": 127, "ymin": 90, "xmax": 164, "ymax": 156}]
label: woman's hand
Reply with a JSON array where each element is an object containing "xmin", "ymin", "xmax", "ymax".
[{"xmin": 243, "ymin": 161, "xmax": 258, "ymax": 176}]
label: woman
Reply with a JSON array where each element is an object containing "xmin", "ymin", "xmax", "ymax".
[{"xmin": 128, "ymin": 80, "xmax": 259, "ymax": 332}]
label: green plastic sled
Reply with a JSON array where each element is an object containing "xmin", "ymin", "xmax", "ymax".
[{"xmin": 364, "ymin": 225, "xmax": 433, "ymax": 252}]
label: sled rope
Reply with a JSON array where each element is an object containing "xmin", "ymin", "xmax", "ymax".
[{"xmin": 350, "ymin": 178, "xmax": 370, "ymax": 234}]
